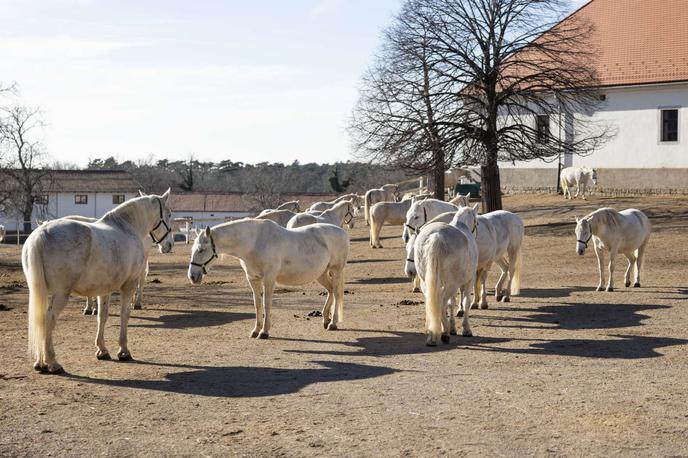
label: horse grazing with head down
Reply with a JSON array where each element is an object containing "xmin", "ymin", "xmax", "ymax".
[
  {"xmin": 575, "ymin": 208, "xmax": 650, "ymax": 292},
  {"xmin": 188, "ymin": 219, "xmax": 349, "ymax": 338},
  {"xmin": 23, "ymin": 190, "xmax": 173, "ymax": 373},
  {"xmin": 560, "ymin": 166, "xmax": 597, "ymax": 200}
]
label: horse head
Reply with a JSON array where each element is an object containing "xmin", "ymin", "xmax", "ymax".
[{"xmin": 574, "ymin": 216, "xmax": 592, "ymax": 255}]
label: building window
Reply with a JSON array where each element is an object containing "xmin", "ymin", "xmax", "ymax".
[
  {"xmin": 35, "ymin": 194, "xmax": 49, "ymax": 205},
  {"xmin": 660, "ymin": 108, "xmax": 679, "ymax": 142},
  {"xmin": 112, "ymin": 194, "xmax": 125, "ymax": 204},
  {"xmin": 536, "ymin": 115, "xmax": 550, "ymax": 143},
  {"xmin": 75, "ymin": 194, "xmax": 88, "ymax": 205}
]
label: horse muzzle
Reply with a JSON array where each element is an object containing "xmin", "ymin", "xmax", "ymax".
[
  {"xmin": 188, "ymin": 268, "xmax": 204, "ymax": 285},
  {"xmin": 159, "ymin": 241, "xmax": 174, "ymax": 254}
]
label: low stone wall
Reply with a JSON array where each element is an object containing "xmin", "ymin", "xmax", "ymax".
[{"xmin": 496, "ymin": 168, "xmax": 688, "ymax": 196}]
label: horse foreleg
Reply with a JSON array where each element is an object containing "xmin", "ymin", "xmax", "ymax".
[
  {"xmin": 581, "ymin": 183, "xmax": 588, "ymax": 200},
  {"xmin": 259, "ymin": 279, "xmax": 274, "ymax": 339},
  {"xmin": 574, "ymin": 181, "xmax": 580, "ymax": 198},
  {"xmin": 247, "ymin": 277, "xmax": 264, "ymax": 338},
  {"xmin": 95, "ymin": 295, "xmax": 111, "ymax": 360},
  {"xmin": 330, "ymin": 269, "xmax": 345, "ymax": 330},
  {"xmin": 606, "ymin": 249, "xmax": 618, "ymax": 292},
  {"xmin": 460, "ymin": 279, "xmax": 474, "ymax": 337},
  {"xmin": 133, "ymin": 263, "xmax": 147, "ymax": 310},
  {"xmin": 448, "ymin": 296, "xmax": 458, "ymax": 335},
  {"xmin": 471, "ymin": 270, "xmax": 482, "ymax": 309},
  {"xmin": 117, "ymin": 287, "xmax": 135, "ymax": 360},
  {"xmin": 479, "ymin": 266, "xmax": 490, "ymax": 308},
  {"xmin": 593, "ymin": 245, "xmax": 605, "ymax": 291}
]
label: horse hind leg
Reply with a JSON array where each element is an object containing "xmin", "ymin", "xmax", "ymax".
[
  {"xmin": 623, "ymin": 253, "xmax": 636, "ymax": 287},
  {"xmin": 329, "ymin": 268, "xmax": 345, "ymax": 330},
  {"xmin": 83, "ymin": 296, "xmax": 97, "ymax": 315},
  {"xmin": 40, "ymin": 294, "xmax": 69, "ymax": 374},
  {"xmin": 634, "ymin": 241, "xmax": 648, "ymax": 287},
  {"xmin": 316, "ymin": 272, "xmax": 335, "ymax": 329},
  {"xmin": 247, "ymin": 277, "xmax": 264, "ymax": 338},
  {"xmin": 494, "ymin": 258, "xmax": 509, "ymax": 302},
  {"xmin": 258, "ymin": 279, "xmax": 275, "ymax": 339},
  {"xmin": 95, "ymin": 295, "xmax": 111, "ymax": 360}
]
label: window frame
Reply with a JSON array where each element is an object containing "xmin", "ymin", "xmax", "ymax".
[
  {"xmin": 658, "ymin": 107, "xmax": 680, "ymax": 144},
  {"xmin": 112, "ymin": 194, "xmax": 125, "ymax": 205},
  {"xmin": 75, "ymin": 194, "xmax": 88, "ymax": 205},
  {"xmin": 535, "ymin": 114, "xmax": 551, "ymax": 144},
  {"xmin": 35, "ymin": 194, "xmax": 49, "ymax": 205}
]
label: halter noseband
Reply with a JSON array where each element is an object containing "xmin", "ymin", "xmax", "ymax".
[
  {"xmin": 189, "ymin": 233, "xmax": 219, "ymax": 275},
  {"xmin": 149, "ymin": 198, "xmax": 172, "ymax": 244},
  {"xmin": 406, "ymin": 258, "xmax": 415, "ymax": 263},
  {"xmin": 577, "ymin": 233, "xmax": 592, "ymax": 248}
]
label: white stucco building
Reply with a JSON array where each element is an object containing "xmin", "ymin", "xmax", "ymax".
[
  {"xmin": 500, "ymin": 0, "xmax": 688, "ymax": 192},
  {"xmin": 0, "ymin": 170, "xmax": 141, "ymax": 232}
]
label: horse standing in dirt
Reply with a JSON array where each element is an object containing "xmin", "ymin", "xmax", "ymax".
[
  {"xmin": 575, "ymin": 208, "xmax": 650, "ymax": 291},
  {"xmin": 404, "ymin": 221, "xmax": 478, "ymax": 345},
  {"xmin": 451, "ymin": 205, "xmax": 524, "ymax": 308},
  {"xmin": 308, "ymin": 193, "xmax": 361, "ymax": 213},
  {"xmin": 23, "ymin": 191, "xmax": 173, "ymax": 373},
  {"xmin": 287, "ymin": 200, "xmax": 356, "ymax": 229},
  {"xmin": 188, "ymin": 219, "xmax": 349, "ymax": 337},
  {"xmin": 560, "ymin": 166, "xmax": 597, "ymax": 200},
  {"xmin": 0, "ymin": 224, "xmax": 5, "ymax": 243},
  {"xmin": 368, "ymin": 199, "xmax": 412, "ymax": 248},
  {"xmin": 402, "ymin": 198, "xmax": 459, "ymax": 243},
  {"xmin": 364, "ymin": 184, "xmax": 398, "ymax": 225}
]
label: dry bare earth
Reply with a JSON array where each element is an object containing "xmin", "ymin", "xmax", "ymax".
[{"xmin": 1, "ymin": 194, "xmax": 687, "ymax": 457}]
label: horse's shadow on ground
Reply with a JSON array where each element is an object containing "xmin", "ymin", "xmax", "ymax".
[
  {"xmin": 66, "ymin": 360, "xmax": 397, "ymax": 398},
  {"xmin": 349, "ymin": 277, "xmax": 411, "ymax": 285},
  {"xmin": 126, "ymin": 308, "xmax": 253, "ymax": 330},
  {"xmin": 481, "ymin": 301, "xmax": 670, "ymax": 330}
]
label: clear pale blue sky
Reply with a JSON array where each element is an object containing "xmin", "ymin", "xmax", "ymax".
[{"xmin": 0, "ymin": 0, "xmax": 588, "ymax": 166}]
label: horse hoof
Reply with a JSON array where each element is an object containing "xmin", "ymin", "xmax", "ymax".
[
  {"xmin": 457, "ymin": 310, "xmax": 464, "ymax": 317},
  {"xmin": 425, "ymin": 340, "xmax": 438, "ymax": 347},
  {"xmin": 96, "ymin": 351, "xmax": 111, "ymax": 361},
  {"xmin": 441, "ymin": 334, "xmax": 450, "ymax": 344},
  {"xmin": 596, "ymin": 286, "xmax": 604, "ymax": 292},
  {"xmin": 634, "ymin": 282, "xmax": 640, "ymax": 288},
  {"xmin": 412, "ymin": 288, "xmax": 421, "ymax": 293},
  {"xmin": 502, "ymin": 297, "xmax": 510, "ymax": 303},
  {"xmin": 43, "ymin": 363, "xmax": 64, "ymax": 374},
  {"xmin": 322, "ymin": 319, "xmax": 331, "ymax": 329},
  {"xmin": 470, "ymin": 303, "xmax": 477, "ymax": 310},
  {"xmin": 495, "ymin": 295, "xmax": 503, "ymax": 302},
  {"xmin": 480, "ymin": 303, "xmax": 489, "ymax": 310},
  {"xmin": 450, "ymin": 329, "xmax": 457, "ymax": 336},
  {"xmin": 327, "ymin": 323, "xmax": 338, "ymax": 331},
  {"xmin": 133, "ymin": 304, "xmax": 142, "ymax": 310},
  {"xmin": 33, "ymin": 361, "xmax": 45, "ymax": 372},
  {"xmin": 258, "ymin": 332, "xmax": 269, "ymax": 340},
  {"xmin": 83, "ymin": 309, "xmax": 92, "ymax": 316},
  {"xmin": 606, "ymin": 287, "xmax": 614, "ymax": 292},
  {"xmin": 462, "ymin": 330, "xmax": 473, "ymax": 337},
  {"xmin": 117, "ymin": 351, "xmax": 133, "ymax": 361},
  {"xmin": 625, "ymin": 281, "xmax": 631, "ymax": 287},
  {"xmin": 250, "ymin": 330, "xmax": 259, "ymax": 338},
  {"xmin": 92, "ymin": 309, "xmax": 98, "ymax": 315}
]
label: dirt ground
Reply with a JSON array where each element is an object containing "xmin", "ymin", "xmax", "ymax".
[{"xmin": 1, "ymin": 193, "xmax": 688, "ymax": 457}]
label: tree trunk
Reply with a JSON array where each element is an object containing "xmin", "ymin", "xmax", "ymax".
[
  {"xmin": 433, "ymin": 164, "xmax": 445, "ymax": 200},
  {"xmin": 22, "ymin": 204, "xmax": 33, "ymax": 234},
  {"xmin": 481, "ymin": 164, "xmax": 502, "ymax": 212}
]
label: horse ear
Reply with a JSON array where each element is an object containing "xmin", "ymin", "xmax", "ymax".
[
  {"xmin": 575, "ymin": 216, "xmax": 580, "ymax": 223},
  {"xmin": 138, "ymin": 190, "xmax": 146, "ymax": 197},
  {"xmin": 161, "ymin": 188, "xmax": 171, "ymax": 201},
  {"xmin": 472, "ymin": 202, "xmax": 479, "ymax": 212},
  {"xmin": 465, "ymin": 192, "xmax": 471, "ymax": 199},
  {"xmin": 205, "ymin": 226, "xmax": 211, "ymax": 236}
]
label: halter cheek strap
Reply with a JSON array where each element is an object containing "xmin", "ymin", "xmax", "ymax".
[
  {"xmin": 189, "ymin": 233, "xmax": 219, "ymax": 274},
  {"xmin": 343, "ymin": 209, "xmax": 354, "ymax": 225},
  {"xmin": 149, "ymin": 199, "xmax": 172, "ymax": 244},
  {"xmin": 406, "ymin": 258, "xmax": 415, "ymax": 263}
]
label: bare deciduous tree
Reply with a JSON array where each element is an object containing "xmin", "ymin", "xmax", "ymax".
[
  {"xmin": 351, "ymin": 0, "xmax": 612, "ymax": 210},
  {"xmin": 0, "ymin": 105, "xmax": 51, "ymax": 233}
]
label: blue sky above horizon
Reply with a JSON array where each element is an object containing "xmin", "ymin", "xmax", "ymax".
[{"xmin": 0, "ymin": 0, "xmax": 589, "ymax": 166}]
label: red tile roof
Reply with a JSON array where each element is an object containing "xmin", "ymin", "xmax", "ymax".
[{"xmin": 570, "ymin": 0, "xmax": 688, "ymax": 87}]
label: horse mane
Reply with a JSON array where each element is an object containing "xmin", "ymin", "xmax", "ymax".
[
  {"xmin": 100, "ymin": 196, "xmax": 150, "ymax": 232},
  {"xmin": 588, "ymin": 208, "xmax": 622, "ymax": 229}
]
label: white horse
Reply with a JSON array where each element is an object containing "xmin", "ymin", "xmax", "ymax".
[
  {"xmin": 575, "ymin": 208, "xmax": 651, "ymax": 291},
  {"xmin": 23, "ymin": 191, "xmax": 173, "ymax": 373},
  {"xmin": 404, "ymin": 221, "xmax": 478, "ymax": 345},
  {"xmin": 287, "ymin": 200, "xmax": 356, "ymax": 230},
  {"xmin": 448, "ymin": 192, "xmax": 471, "ymax": 207},
  {"xmin": 364, "ymin": 184, "xmax": 398, "ymax": 226},
  {"xmin": 369, "ymin": 199, "xmax": 412, "ymax": 248},
  {"xmin": 308, "ymin": 193, "xmax": 361, "ymax": 213},
  {"xmin": 276, "ymin": 200, "xmax": 300, "ymax": 212},
  {"xmin": 402, "ymin": 198, "xmax": 459, "ymax": 243},
  {"xmin": 188, "ymin": 219, "xmax": 349, "ymax": 337},
  {"xmin": 560, "ymin": 166, "xmax": 598, "ymax": 200},
  {"xmin": 255, "ymin": 209, "xmax": 297, "ymax": 227},
  {"xmin": 0, "ymin": 224, "xmax": 5, "ymax": 243}
]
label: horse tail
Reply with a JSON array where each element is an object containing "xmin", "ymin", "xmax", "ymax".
[
  {"xmin": 424, "ymin": 236, "xmax": 444, "ymax": 337},
  {"xmin": 364, "ymin": 191, "xmax": 372, "ymax": 226},
  {"xmin": 559, "ymin": 172, "xmax": 566, "ymax": 195},
  {"xmin": 23, "ymin": 232, "xmax": 49, "ymax": 364},
  {"xmin": 510, "ymin": 243, "xmax": 523, "ymax": 296}
]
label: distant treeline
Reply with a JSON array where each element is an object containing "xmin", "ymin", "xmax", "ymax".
[{"xmin": 86, "ymin": 156, "xmax": 413, "ymax": 195}]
